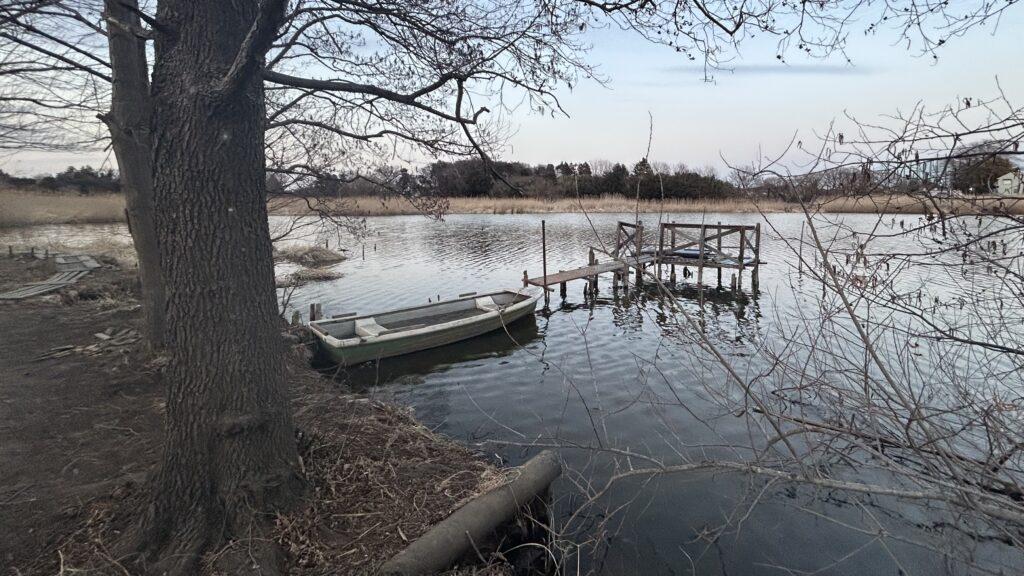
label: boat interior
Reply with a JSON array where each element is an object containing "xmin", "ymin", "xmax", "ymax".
[{"xmin": 312, "ymin": 290, "xmax": 532, "ymax": 339}]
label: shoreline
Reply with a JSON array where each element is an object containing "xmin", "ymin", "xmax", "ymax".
[
  {"xmin": 0, "ymin": 254, "xmax": 515, "ymax": 574},
  {"xmin": 4, "ymin": 188, "xmax": 1023, "ymax": 229}
]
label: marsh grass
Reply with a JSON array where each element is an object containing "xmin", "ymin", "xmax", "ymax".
[
  {"xmin": 0, "ymin": 188, "xmax": 126, "ymax": 227},
  {"xmin": 5, "ymin": 189, "xmax": 1021, "ymax": 229},
  {"xmin": 269, "ymin": 193, "xmax": 1024, "ymax": 217}
]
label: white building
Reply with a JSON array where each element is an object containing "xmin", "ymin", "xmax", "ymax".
[{"xmin": 996, "ymin": 170, "xmax": 1023, "ymax": 196}]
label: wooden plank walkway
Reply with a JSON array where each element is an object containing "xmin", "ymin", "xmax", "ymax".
[
  {"xmin": 0, "ymin": 255, "xmax": 100, "ymax": 300},
  {"xmin": 526, "ymin": 255, "xmax": 655, "ymax": 287}
]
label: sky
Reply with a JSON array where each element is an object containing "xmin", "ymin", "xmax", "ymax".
[
  {"xmin": 505, "ymin": 8, "xmax": 1024, "ymax": 173},
  {"xmin": 3, "ymin": 5, "xmax": 1022, "ymax": 176}
]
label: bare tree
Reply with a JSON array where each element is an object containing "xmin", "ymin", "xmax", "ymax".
[{"xmin": 2, "ymin": 0, "xmax": 1022, "ymax": 573}]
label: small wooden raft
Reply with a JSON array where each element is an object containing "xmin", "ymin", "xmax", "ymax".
[{"xmin": 0, "ymin": 254, "xmax": 100, "ymax": 300}]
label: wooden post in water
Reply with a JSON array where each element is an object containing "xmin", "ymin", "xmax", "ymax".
[
  {"xmin": 656, "ymin": 224, "xmax": 665, "ymax": 280},
  {"xmin": 588, "ymin": 248, "xmax": 597, "ymax": 293},
  {"xmin": 697, "ymin": 224, "xmax": 706, "ymax": 304},
  {"xmin": 738, "ymin": 228, "xmax": 746, "ymax": 291},
  {"xmin": 560, "ymin": 281, "xmax": 567, "ymax": 298},
  {"xmin": 634, "ymin": 222, "xmax": 644, "ymax": 285},
  {"xmin": 798, "ymin": 221, "xmax": 805, "ymax": 275},
  {"xmin": 541, "ymin": 220, "xmax": 549, "ymax": 304},
  {"xmin": 716, "ymin": 221, "xmax": 722, "ymax": 288},
  {"xmin": 309, "ymin": 303, "xmax": 317, "ymax": 322},
  {"xmin": 752, "ymin": 223, "xmax": 761, "ymax": 292},
  {"xmin": 670, "ymin": 225, "xmax": 676, "ymax": 282},
  {"xmin": 522, "ymin": 270, "xmax": 528, "ymax": 288}
]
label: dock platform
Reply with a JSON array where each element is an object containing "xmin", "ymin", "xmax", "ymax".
[{"xmin": 524, "ymin": 220, "xmax": 763, "ymax": 301}]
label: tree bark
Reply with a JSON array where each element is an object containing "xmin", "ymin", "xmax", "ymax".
[
  {"xmin": 102, "ymin": 0, "xmax": 166, "ymax": 351},
  {"xmin": 134, "ymin": 1, "xmax": 301, "ymax": 573}
]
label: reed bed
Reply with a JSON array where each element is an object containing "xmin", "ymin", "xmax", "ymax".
[
  {"xmin": 5, "ymin": 189, "xmax": 1021, "ymax": 229},
  {"xmin": 269, "ymin": 193, "xmax": 1024, "ymax": 217},
  {"xmin": 0, "ymin": 189, "xmax": 126, "ymax": 227}
]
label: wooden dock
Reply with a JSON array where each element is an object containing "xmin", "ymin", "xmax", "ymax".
[{"xmin": 523, "ymin": 220, "xmax": 762, "ymax": 301}]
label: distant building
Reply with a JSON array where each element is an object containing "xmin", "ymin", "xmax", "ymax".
[{"xmin": 996, "ymin": 170, "xmax": 1023, "ymax": 196}]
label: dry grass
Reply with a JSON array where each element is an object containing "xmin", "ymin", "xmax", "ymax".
[
  {"xmin": 270, "ymin": 193, "xmax": 1024, "ymax": 216},
  {"xmin": 276, "ymin": 267, "xmax": 343, "ymax": 288},
  {"xmin": 0, "ymin": 188, "xmax": 125, "ymax": 227},
  {"xmin": 274, "ymin": 244, "xmax": 347, "ymax": 267},
  {"xmin": 7, "ymin": 188, "xmax": 1020, "ymax": 229}
]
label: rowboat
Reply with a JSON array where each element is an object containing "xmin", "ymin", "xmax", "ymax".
[{"xmin": 308, "ymin": 288, "xmax": 541, "ymax": 366}]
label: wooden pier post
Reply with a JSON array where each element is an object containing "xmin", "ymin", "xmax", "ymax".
[
  {"xmin": 656, "ymin": 224, "xmax": 665, "ymax": 280},
  {"xmin": 752, "ymin": 223, "xmax": 761, "ymax": 292},
  {"xmin": 522, "ymin": 270, "xmax": 528, "ymax": 288},
  {"xmin": 670, "ymin": 265, "xmax": 676, "ymax": 284},
  {"xmin": 560, "ymin": 282, "xmax": 567, "ymax": 298},
  {"xmin": 588, "ymin": 248, "xmax": 598, "ymax": 293},
  {"xmin": 697, "ymin": 224, "xmax": 706, "ymax": 297},
  {"xmin": 738, "ymin": 228, "xmax": 745, "ymax": 291},
  {"xmin": 716, "ymin": 221, "xmax": 722, "ymax": 288},
  {"xmin": 541, "ymin": 220, "xmax": 548, "ymax": 288},
  {"xmin": 309, "ymin": 303, "xmax": 317, "ymax": 322}
]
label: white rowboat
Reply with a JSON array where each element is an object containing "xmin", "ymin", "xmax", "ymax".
[{"xmin": 309, "ymin": 288, "xmax": 540, "ymax": 366}]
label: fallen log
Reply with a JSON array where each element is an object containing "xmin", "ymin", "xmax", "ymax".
[{"xmin": 379, "ymin": 449, "xmax": 561, "ymax": 575}]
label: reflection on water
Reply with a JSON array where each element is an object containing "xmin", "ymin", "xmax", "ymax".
[{"xmin": 5, "ymin": 212, "xmax": 1020, "ymax": 575}]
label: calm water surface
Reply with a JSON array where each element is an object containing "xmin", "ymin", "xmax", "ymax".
[{"xmin": 5, "ymin": 212, "xmax": 1019, "ymax": 575}]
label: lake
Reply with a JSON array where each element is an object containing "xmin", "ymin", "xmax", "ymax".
[{"xmin": 5, "ymin": 211, "xmax": 1021, "ymax": 575}]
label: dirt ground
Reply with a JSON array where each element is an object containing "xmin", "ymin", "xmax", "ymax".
[{"xmin": 0, "ymin": 255, "xmax": 510, "ymax": 575}]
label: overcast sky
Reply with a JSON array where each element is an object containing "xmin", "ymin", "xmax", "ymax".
[{"xmin": 3, "ymin": 8, "xmax": 1022, "ymax": 176}]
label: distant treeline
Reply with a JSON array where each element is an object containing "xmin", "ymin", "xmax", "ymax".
[
  {"xmin": 0, "ymin": 166, "xmax": 120, "ymax": 193},
  {"xmin": 301, "ymin": 158, "xmax": 738, "ymax": 200}
]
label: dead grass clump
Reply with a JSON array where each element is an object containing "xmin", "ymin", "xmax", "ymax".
[
  {"xmin": 276, "ymin": 267, "xmax": 342, "ymax": 288},
  {"xmin": 0, "ymin": 188, "xmax": 126, "ymax": 227},
  {"xmin": 278, "ymin": 380, "xmax": 511, "ymax": 575},
  {"xmin": 275, "ymin": 244, "xmax": 347, "ymax": 267}
]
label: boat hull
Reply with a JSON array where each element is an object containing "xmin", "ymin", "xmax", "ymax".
[{"xmin": 314, "ymin": 291, "xmax": 539, "ymax": 366}]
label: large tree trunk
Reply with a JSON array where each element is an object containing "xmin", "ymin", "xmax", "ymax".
[
  {"xmin": 133, "ymin": 1, "xmax": 301, "ymax": 573},
  {"xmin": 103, "ymin": 0, "xmax": 166, "ymax": 351}
]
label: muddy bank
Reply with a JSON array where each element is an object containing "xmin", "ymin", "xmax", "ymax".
[{"xmin": 0, "ymin": 255, "xmax": 517, "ymax": 575}]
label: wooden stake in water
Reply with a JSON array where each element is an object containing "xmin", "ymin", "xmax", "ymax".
[
  {"xmin": 798, "ymin": 221, "xmax": 805, "ymax": 275},
  {"xmin": 541, "ymin": 220, "xmax": 548, "ymax": 287},
  {"xmin": 716, "ymin": 221, "xmax": 722, "ymax": 288}
]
